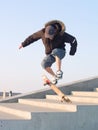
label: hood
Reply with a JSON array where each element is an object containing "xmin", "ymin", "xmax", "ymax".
[{"xmin": 45, "ymin": 20, "xmax": 66, "ymax": 35}]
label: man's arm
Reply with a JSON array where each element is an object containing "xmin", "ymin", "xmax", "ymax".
[
  {"xmin": 19, "ymin": 29, "xmax": 44, "ymax": 49},
  {"xmin": 64, "ymin": 32, "xmax": 78, "ymax": 55}
]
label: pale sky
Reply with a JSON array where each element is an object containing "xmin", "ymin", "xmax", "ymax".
[{"xmin": 0, "ymin": 0, "xmax": 98, "ymax": 93}]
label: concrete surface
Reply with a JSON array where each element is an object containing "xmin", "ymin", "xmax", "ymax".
[{"xmin": 0, "ymin": 76, "xmax": 98, "ymax": 130}]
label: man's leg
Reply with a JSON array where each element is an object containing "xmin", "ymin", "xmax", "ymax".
[
  {"xmin": 45, "ymin": 67, "xmax": 56, "ymax": 77},
  {"xmin": 43, "ymin": 57, "xmax": 62, "ymax": 84},
  {"xmin": 54, "ymin": 56, "xmax": 63, "ymax": 79},
  {"xmin": 51, "ymin": 49, "xmax": 65, "ymax": 79},
  {"xmin": 41, "ymin": 55, "xmax": 57, "ymax": 84},
  {"xmin": 45, "ymin": 56, "xmax": 62, "ymax": 75},
  {"xmin": 41, "ymin": 54, "xmax": 55, "ymax": 75},
  {"xmin": 41, "ymin": 49, "xmax": 65, "ymax": 84},
  {"xmin": 55, "ymin": 56, "xmax": 62, "ymax": 71},
  {"xmin": 45, "ymin": 67, "xmax": 58, "ymax": 84}
]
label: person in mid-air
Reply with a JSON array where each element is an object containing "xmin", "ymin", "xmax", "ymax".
[{"xmin": 19, "ymin": 20, "xmax": 78, "ymax": 84}]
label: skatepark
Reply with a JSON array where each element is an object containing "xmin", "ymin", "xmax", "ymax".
[{"xmin": 0, "ymin": 76, "xmax": 98, "ymax": 130}]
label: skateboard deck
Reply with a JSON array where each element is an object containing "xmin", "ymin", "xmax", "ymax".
[{"xmin": 42, "ymin": 75, "xmax": 72, "ymax": 103}]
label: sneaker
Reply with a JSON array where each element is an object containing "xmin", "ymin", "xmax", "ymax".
[
  {"xmin": 56, "ymin": 70, "xmax": 63, "ymax": 79},
  {"xmin": 51, "ymin": 76, "xmax": 58, "ymax": 84}
]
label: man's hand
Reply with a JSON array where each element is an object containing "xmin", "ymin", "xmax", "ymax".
[{"xmin": 19, "ymin": 44, "xmax": 23, "ymax": 49}]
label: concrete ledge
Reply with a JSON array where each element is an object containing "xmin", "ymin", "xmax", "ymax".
[
  {"xmin": 46, "ymin": 95, "xmax": 98, "ymax": 104},
  {"xmin": 71, "ymin": 91, "xmax": 98, "ymax": 97},
  {"xmin": 19, "ymin": 99, "xmax": 77, "ymax": 112}
]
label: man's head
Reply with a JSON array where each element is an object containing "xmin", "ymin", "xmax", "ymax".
[{"xmin": 45, "ymin": 25, "xmax": 56, "ymax": 40}]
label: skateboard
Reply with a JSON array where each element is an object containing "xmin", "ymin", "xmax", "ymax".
[{"xmin": 42, "ymin": 75, "xmax": 72, "ymax": 103}]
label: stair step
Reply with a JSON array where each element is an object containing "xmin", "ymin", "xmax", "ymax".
[
  {"xmin": 19, "ymin": 99, "xmax": 77, "ymax": 112},
  {"xmin": 46, "ymin": 95, "xmax": 98, "ymax": 104},
  {"xmin": 71, "ymin": 91, "xmax": 98, "ymax": 97}
]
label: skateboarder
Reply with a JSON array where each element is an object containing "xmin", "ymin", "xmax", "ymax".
[{"xmin": 19, "ymin": 20, "xmax": 77, "ymax": 84}]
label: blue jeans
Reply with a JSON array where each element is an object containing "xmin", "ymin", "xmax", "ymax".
[{"xmin": 41, "ymin": 48, "xmax": 66, "ymax": 69}]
